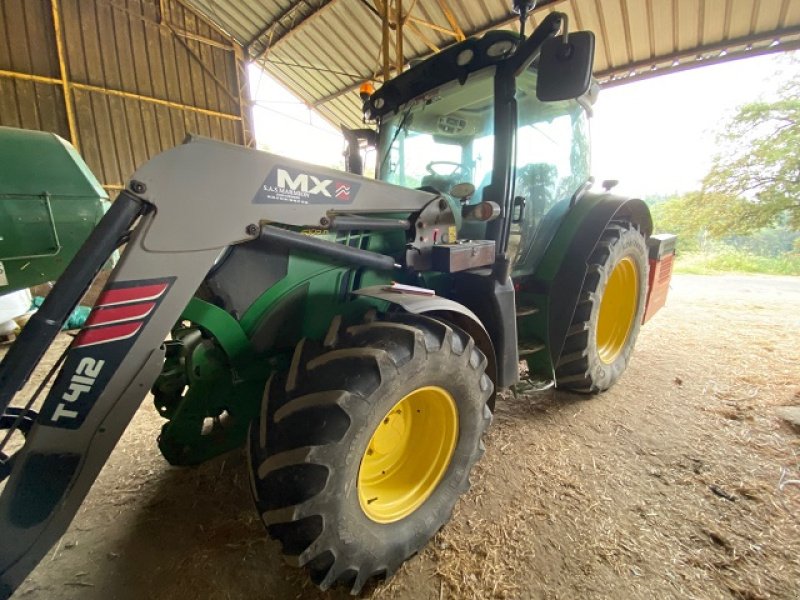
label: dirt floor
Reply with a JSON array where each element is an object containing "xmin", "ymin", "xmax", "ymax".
[{"xmin": 4, "ymin": 274, "xmax": 800, "ymax": 600}]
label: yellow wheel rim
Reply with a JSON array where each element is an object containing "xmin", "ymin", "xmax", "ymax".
[
  {"xmin": 596, "ymin": 256, "xmax": 639, "ymax": 364},
  {"xmin": 357, "ymin": 386, "xmax": 458, "ymax": 524}
]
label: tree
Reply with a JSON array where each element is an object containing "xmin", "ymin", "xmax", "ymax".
[
  {"xmin": 649, "ymin": 192, "xmax": 703, "ymax": 250},
  {"xmin": 703, "ymin": 58, "xmax": 800, "ymax": 232},
  {"xmin": 649, "ymin": 190, "xmax": 767, "ymax": 249}
]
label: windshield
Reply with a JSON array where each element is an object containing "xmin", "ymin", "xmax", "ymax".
[
  {"xmin": 377, "ymin": 67, "xmax": 589, "ymax": 207},
  {"xmin": 378, "ymin": 68, "xmax": 495, "ymax": 194},
  {"xmin": 376, "ymin": 66, "xmax": 591, "ymax": 268}
]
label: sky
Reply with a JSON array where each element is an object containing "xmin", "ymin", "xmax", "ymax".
[
  {"xmin": 591, "ymin": 51, "xmax": 798, "ymax": 198},
  {"xmin": 248, "ymin": 64, "xmax": 345, "ymax": 169},
  {"xmin": 248, "ymin": 50, "xmax": 799, "ymax": 198}
]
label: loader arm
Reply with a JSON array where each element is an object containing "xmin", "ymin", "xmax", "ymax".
[{"xmin": 0, "ymin": 137, "xmax": 440, "ymax": 597}]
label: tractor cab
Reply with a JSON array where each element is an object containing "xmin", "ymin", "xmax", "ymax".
[{"xmin": 360, "ymin": 24, "xmax": 597, "ymax": 275}]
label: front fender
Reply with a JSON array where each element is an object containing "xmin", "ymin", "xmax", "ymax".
[{"xmin": 354, "ymin": 286, "xmax": 498, "ymax": 409}]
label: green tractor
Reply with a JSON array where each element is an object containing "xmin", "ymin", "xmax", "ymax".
[{"xmin": 0, "ymin": 10, "xmax": 674, "ymax": 597}]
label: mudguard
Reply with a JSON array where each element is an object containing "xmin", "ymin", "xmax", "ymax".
[
  {"xmin": 354, "ymin": 286, "xmax": 498, "ymax": 408},
  {"xmin": 354, "ymin": 286, "xmax": 485, "ymax": 325}
]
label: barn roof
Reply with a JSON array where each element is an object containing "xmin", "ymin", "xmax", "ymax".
[{"xmin": 182, "ymin": 0, "xmax": 800, "ymax": 128}]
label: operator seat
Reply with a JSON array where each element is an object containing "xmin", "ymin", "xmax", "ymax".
[
  {"xmin": 420, "ymin": 172, "xmax": 457, "ymax": 194},
  {"xmin": 515, "ymin": 163, "xmax": 557, "ymax": 222},
  {"xmin": 508, "ymin": 163, "xmax": 558, "ymax": 264},
  {"xmin": 459, "ymin": 164, "xmax": 558, "ymax": 264},
  {"xmin": 508, "ymin": 163, "xmax": 558, "ymax": 263}
]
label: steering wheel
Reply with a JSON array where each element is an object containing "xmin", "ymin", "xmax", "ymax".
[{"xmin": 425, "ymin": 161, "xmax": 470, "ymax": 181}]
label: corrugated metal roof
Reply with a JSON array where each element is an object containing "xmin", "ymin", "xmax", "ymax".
[{"xmin": 183, "ymin": 0, "xmax": 800, "ymax": 128}]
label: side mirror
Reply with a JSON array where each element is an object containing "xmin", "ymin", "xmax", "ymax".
[{"xmin": 536, "ymin": 30, "xmax": 595, "ymax": 102}]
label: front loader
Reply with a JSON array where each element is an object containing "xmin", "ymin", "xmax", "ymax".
[{"xmin": 0, "ymin": 10, "xmax": 674, "ymax": 597}]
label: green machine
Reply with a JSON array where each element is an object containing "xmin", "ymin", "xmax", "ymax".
[
  {"xmin": 0, "ymin": 127, "xmax": 110, "ymax": 294},
  {"xmin": 0, "ymin": 10, "xmax": 675, "ymax": 598}
]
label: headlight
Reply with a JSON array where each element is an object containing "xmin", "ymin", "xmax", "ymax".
[
  {"xmin": 487, "ymin": 40, "xmax": 515, "ymax": 58},
  {"xmin": 456, "ymin": 48, "xmax": 474, "ymax": 66}
]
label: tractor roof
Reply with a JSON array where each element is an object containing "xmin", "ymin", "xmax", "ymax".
[
  {"xmin": 366, "ymin": 30, "xmax": 597, "ymax": 126},
  {"xmin": 366, "ymin": 31, "xmax": 521, "ymax": 121}
]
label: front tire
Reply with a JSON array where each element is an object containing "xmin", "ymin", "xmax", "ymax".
[
  {"xmin": 247, "ymin": 313, "xmax": 493, "ymax": 594},
  {"xmin": 556, "ymin": 221, "xmax": 648, "ymax": 392}
]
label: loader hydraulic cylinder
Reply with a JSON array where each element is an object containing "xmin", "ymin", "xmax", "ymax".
[
  {"xmin": 0, "ymin": 192, "xmax": 145, "ymax": 414},
  {"xmin": 259, "ymin": 225, "xmax": 399, "ymax": 271}
]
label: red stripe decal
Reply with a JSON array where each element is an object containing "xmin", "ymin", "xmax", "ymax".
[
  {"xmin": 85, "ymin": 302, "xmax": 155, "ymax": 327},
  {"xmin": 96, "ymin": 283, "xmax": 168, "ymax": 307},
  {"xmin": 73, "ymin": 321, "xmax": 142, "ymax": 348}
]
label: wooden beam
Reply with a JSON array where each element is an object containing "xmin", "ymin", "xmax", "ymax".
[
  {"xmin": 406, "ymin": 21, "xmax": 440, "ymax": 53},
  {"xmin": 169, "ymin": 25, "xmax": 234, "ymax": 50},
  {"xmin": 258, "ymin": 0, "xmax": 345, "ymax": 55},
  {"xmin": 103, "ymin": 0, "xmax": 235, "ymax": 51},
  {"xmin": 234, "ymin": 44, "xmax": 256, "ymax": 147},
  {"xmin": 593, "ymin": 0, "xmax": 613, "ymax": 68},
  {"xmin": 436, "ymin": 0, "xmax": 465, "ymax": 41},
  {"xmin": 381, "ymin": 0, "xmax": 391, "ymax": 80},
  {"xmin": 50, "ymin": 0, "xmax": 79, "ymax": 150},
  {"xmin": 246, "ymin": 0, "xmax": 306, "ymax": 58},
  {"xmin": 406, "ymin": 15, "xmax": 461, "ymax": 37},
  {"xmin": 0, "ymin": 69, "xmax": 61, "ymax": 85},
  {"xmin": 4, "ymin": 2, "xmax": 245, "ymax": 136},
  {"xmin": 311, "ymin": 0, "xmax": 566, "ymax": 110},
  {"xmin": 396, "ymin": 0, "xmax": 404, "ymax": 73},
  {"xmin": 171, "ymin": 0, "xmax": 237, "ymax": 44},
  {"xmin": 0, "ymin": 70, "xmax": 243, "ymax": 125},
  {"xmin": 71, "ymin": 83, "xmax": 242, "ymax": 121},
  {"xmin": 402, "ymin": 0, "xmax": 419, "ymax": 24},
  {"xmin": 163, "ymin": 20, "xmax": 240, "ymax": 105}
]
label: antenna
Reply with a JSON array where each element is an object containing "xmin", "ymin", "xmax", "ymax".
[{"xmin": 513, "ymin": 0, "xmax": 538, "ymax": 39}]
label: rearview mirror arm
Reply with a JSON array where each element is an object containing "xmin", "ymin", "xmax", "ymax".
[{"xmin": 508, "ymin": 11, "xmax": 565, "ymax": 77}]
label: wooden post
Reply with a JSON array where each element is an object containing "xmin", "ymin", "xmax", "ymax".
[
  {"xmin": 395, "ymin": 0, "xmax": 404, "ymax": 74},
  {"xmin": 436, "ymin": 0, "xmax": 465, "ymax": 41},
  {"xmin": 233, "ymin": 44, "xmax": 256, "ymax": 148},
  {"xmin": 50, "ymin": 0, "xmax": 79, "ymax": 151},
  {"xmin": 381, "ymin": 0, "xmax": 391, "ymax": 80}
]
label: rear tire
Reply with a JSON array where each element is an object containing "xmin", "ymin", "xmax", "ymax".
[
  {"xmin": 247, "ymin": 313, "xmax": 493, "ymax": 594},
  {"xmin": 556, "ymin": 221, "xmax": 648, "ymax": 393}
]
